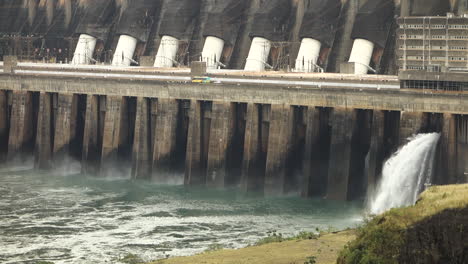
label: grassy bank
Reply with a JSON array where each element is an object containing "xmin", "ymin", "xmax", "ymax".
[
  {"xmin": 338, "ymin": 184, "xmax": 468, "ymax": 264},
  {"xmin": 148, "ymin": 230, "xmax": 356, "ymax": 264}
]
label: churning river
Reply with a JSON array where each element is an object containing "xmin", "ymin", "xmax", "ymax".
[{"xmin": 0, "ymin": 165, "xmax": 363, "ymax": 264}]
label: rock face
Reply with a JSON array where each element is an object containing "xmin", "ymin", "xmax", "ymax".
[{"xmin": 400, "ymin": 207, "xmax": 468, "ymax": 264}]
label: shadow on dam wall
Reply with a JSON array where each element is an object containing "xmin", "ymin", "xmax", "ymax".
[{"xmin": 0, "ymin": 90, "xmax": 467, "ymax": 201}]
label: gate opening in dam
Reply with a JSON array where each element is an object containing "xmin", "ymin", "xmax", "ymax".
[{"xmin": 1, "ymin": 88, "xmax": 467, "ymax": 201}]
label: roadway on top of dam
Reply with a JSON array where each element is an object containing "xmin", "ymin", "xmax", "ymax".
[{"xmin": 1, "ymin": 62, "xmax": 468, "ymax": 114}]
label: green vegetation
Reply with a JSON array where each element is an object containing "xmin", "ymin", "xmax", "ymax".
[
  {"xmin": 119, "ymin": 253, "xmax": 145, "ymax": 264},
  {"xmin": 338, "ymin": 184, "xmax": 468, "ymax": 264},
  {"xmin": 255, "ymin": 231, "xmax": 319, "ymax": 246},
  {"xmin": 204, "ymin": 243, "xmax": 225, "ymax": 252},
  {"xmin": 304, "ymin": 256, "xmax": 317, "ymax": 264}
]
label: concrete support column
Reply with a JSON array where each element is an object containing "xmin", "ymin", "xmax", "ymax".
[
  {"xmin": 241, "ymin": 103, "xmax": 266, "ymax": 192},
  {"xmin": 53, "ymin": 94, "xmax": 77, "ymax": 163},
  {"xmin": 456, "ymin": 115, "xmax": 468, "ymax": 183},
  {"xmin": 327, "ymin": 108, "xmax": 357, "ymax": 200},
  {"xmin": 264, "ymin": 104, "xmax": 293, "ymax": 196},
  {"xmin": 82, "ymin": 95, "xmax": 100, "ymax": 175},
  {"xmin": 185, "ymin": 100, "xmax": 205, "ymax": 185},
  {"xmin": 152, "ymin": 99, "xmax": 179, "ymax": 181},
  {"xmin": 100, "ymin": 96, "xmax": 124, "ymax": 177},
  {"xmin": 366, "ymin": 110, "xmax": 385, "ymax": 196},
  {"xmin": 0, "ymin": 91, "xmax": 9, "ymax": 161},
  {"xmin": 34, "ymin": 92, "xmax": 53, "ymax": 169},
  {"xmin": 8, "ymin": 91, "xmax": 34, "ymax": 161},
  {"xmin": 302, "ymin": 107, "xmax": 320, "ymax": 197},
  {"xmin": 206, "ymin": 102, "xmax": 234, "ymax": 188},
  {"xmin": 399, "ymin": 111, "xmax": 424, "ymax": 145},
  {"xmin": 437, "ymin": 113, "xmax": 458, "ymax": 184},
  {"xmin": 131, "ymin": 97, "xmax": 152, "ymax": 179}
]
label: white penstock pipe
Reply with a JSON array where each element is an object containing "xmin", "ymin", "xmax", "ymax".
[
  {"xmin": 154, "ymin": 35, "xmax": 180, "ymax": 68},
  {"xmin": 72, "ymin": 34, "xmax": 97, "ymax": 65},
  {"xmin": 112, "ymin": 35, "xmax": 138, "ymax": 66},
  {"xmin": 349, "ymin": 38, "xmax": 375, "ymax": 74},
  {"xmin": 244, "ymin": 37, "xmax": 271, "ymax": 72},
  {"xmin": 295, "ymin": 38, "xmax": 321, "ymax": 72},
  {"xmin": 201, "ymin": 36, "xmax": 225, "ymax": 69}
]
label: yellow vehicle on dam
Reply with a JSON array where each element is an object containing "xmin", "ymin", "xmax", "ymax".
[{"xmin": 191, "ymin": 76, "xmax": 212, "ymax": 84}]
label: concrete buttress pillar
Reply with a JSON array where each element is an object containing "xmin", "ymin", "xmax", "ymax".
[
  {"xmin": 8, "ymin": 91, "xmax": 35, "ymax": 161},
  {"xmin": 206, "ymin": 102, "xmax": 234, "ymax": 188},
  {"xmin": 302, "ymin": 107, "xmax": 331, "ymax": 197},
  {"xmin": 0, "ymin": 91, "xmax": 9, "ymax": 161},
  {"xmin": 327, "ymin": 108, "xmax": 357, "ymax": 200},
  {"xmin": 366, "ymin": 110, "xmax": 385, "ymax": 196},
  {"xmin": 53, "ymin": 94, "xmax": 77, "ymax": 164},
  {"xmin": 34, "ymin": 92, "xmax": 53, "ymax": 169},
  {"xmin": 241, "ymin": 103, "xmax": 268, "ymax": 193},
  {"xmin": 152, "ymin": 99, "xmax": 179, "ymax": 181},
  {"xmin": 82, "ymin": 95, "xmax": 101, "ymax": 175},
  {"xmin": 456, "ymin": 115, "xmax": 468, "ymax": 183},
  {"xmin": 437, "ymin": 113, "xmax": 457, "ymax": 184},
  {"xmin": 100, "ymin": 96, "xmax": 124, "ymax": 177},
  {"xmin": 131, "ymin": 97, "xmax": 152, "ymax": 179},
  {"xmin": 399, "ymin": 111, "xmax": 424, "ymax": 145},
  {"xmin": 185, "ymin": 100, "xmax": 210, "ymax": 185},
  {"xmin": 264, "ymin": 104, "xmax": 293, "ymax": 196},
  {"xmin": 241, "ymin": 103, "xmax": 260, "ymax": 192}
]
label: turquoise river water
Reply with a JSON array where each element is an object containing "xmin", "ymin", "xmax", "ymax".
[{"xmin": 0, "ymin": 164, "xmax": 363, "ymax": 264}]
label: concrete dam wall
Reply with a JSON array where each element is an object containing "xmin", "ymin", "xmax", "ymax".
[
  {"xmin": 0, "ymin": 0, "xmax": 461, "ymax": 73},
  {"xmin": 0, "ymin": 0, "xmax": 467, "ymax": 202},
  {"xmin": 1, "ymin": 66, "xmax": 468, "ymax": 201}
]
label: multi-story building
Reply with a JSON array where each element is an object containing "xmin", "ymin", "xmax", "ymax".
[{"xmin": 397, "ymin": 14, "xmax": 468, "ymax": 90}]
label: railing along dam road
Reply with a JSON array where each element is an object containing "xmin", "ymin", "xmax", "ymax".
[{"xmin": 0, "ymin": 63, "xmax": 467, "ymax": 201}]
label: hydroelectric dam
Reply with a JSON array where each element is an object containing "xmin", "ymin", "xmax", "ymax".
[{"xmin": 1, "ymin": 0, "xmax": 468, "ymax": 202}]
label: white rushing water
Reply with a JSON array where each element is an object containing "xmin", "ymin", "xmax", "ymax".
[{"xmin": 369, "ymin": 133, "xmax": 441, "ymax": 215}]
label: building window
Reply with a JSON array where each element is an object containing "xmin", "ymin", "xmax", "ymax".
[
  {"xmin": 450, "ymin": 35, "xmax": 468, "ymax": 40},
  {"xmin": 450, "ymin": 46, "xmax": 468, "ymax": 50},
  {"xmin": 407, "ymin": 56, "xmax": 424, "ymax": 60},
  {"xmin": 449, "ymin": 25, "xmax": 468, "ymax": 29},
  {"xmin": 449, "ymin": 57, "xmax": 467, "ymax": 61}
]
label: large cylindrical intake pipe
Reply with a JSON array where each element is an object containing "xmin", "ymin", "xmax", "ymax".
[
  {"xmin": 295, "ymin": 38, "xmax": 322, "ymax": 72},
  {"xmin": 201, "ymin": 0, "xmax": 247, "ymax": 69},
  {"xmin": 72, "ymin": 34, "xmax": 97, "ymax": 65},
  {"xmin": 201, "ymin": 36, "xmax": 225, "ymax": 69},
  {"xmin": 112, "ymin": 35, "xmax": 138, "ymax": 66},
  {"xmin": 156, "ymin": 0, "xmax": 202, "ymax": 68},
  {"xmin": 348, "ymin": 38, "xmax": 374, "ymax": 74},
  {"xmin": 244, "ymin": 37, "xmax": 272, "ymax": 71},
  {"xmin": 154, "ymin": 35, "xmax": 179, "ymax": 68},
  {"xmin": 349, "ymin": 0, "xmax": 395, "ymax": 74},
  {"xmin": 295, "ymin": 0, "xmax": 342, "ymax": 73},
  {"xmin": 244, "ymin": 0, "xmax": 292, "ymax": 71},
  {"xmin": 73, "ymin": 0, "xmax": 116, "ymax": 64}
]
